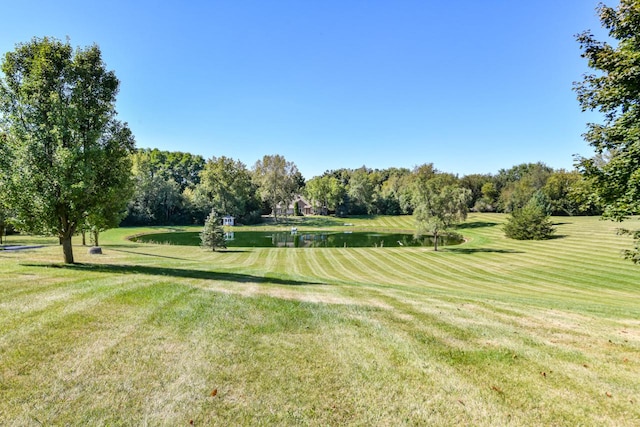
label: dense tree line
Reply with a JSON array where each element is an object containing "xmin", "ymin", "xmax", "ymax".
[
  {"xmin": 303, "ymin": 162, "xmax": 600, "ymax": 218},
  {"xmin": 114, "ymin": 147, "xmax": 602, "ymax": 227}
]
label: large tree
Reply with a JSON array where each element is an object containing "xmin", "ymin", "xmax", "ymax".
[
  {"xmin": 0, "ymin": 37, "xmax": 134, "ymax": 263},
  {"xmin": 252, "ymin": 154, "xmax": 300, "ymax": 221},
  {"xmin": 305, "ymin": 175, "xmax": 344, "ymax": 215},
  {"xmin": 195, "ymin": 156, "xmax": 259, "ymax": 222},
  {"xmin": 575, "ymin": 1, "xmax": 640, "ymax": 262}
]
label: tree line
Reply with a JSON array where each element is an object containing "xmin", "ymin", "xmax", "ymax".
[{"xmin": 118, "ymin": 149, "xmax": 601, "ymax": 227}]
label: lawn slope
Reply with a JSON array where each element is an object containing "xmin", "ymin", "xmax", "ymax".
[{"xmin": 0, "ymin": 214, "xmax": 638, "ymax": 425}]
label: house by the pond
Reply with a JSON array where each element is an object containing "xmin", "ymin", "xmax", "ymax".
[
  {"xmin": 222, "ymin": 215, "xmax": 235, "ymax": 226},
  {"xmin": 274, "ymin": 195, "xmax": 314, "ymax": 216}
]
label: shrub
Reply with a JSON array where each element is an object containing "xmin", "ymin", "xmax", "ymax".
[{"xmin": 504, "ymin": 198, "xmax": 555, "ymax": 240}]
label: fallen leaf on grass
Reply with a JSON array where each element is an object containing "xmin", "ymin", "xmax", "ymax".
[
  {"xmin": 211, "ymin": 389, "xmax": 218, "ymax": 397},
  {"xmin": 491, "ymin": 385, "xmax": 503, "ymax": 394},
  {"xmin": 606, "ymin": 392, "xmax": 612, "ymax": 398}
]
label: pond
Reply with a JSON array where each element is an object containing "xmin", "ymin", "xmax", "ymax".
[{"xmin": 131, "ymin": 231, "xmax": 463, "ymax": 248}]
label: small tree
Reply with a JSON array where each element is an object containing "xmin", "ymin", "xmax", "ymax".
[
  {"xmin": 413, "ymin": 176, "xmax": 471, "ymax": 251},
  {"xmin": 504, "ymin": 196, "xmax": 555, "ymax": 240},
  {"xmin": 200, "ymin": 209, "xmax": 226, "ymax": 251}
]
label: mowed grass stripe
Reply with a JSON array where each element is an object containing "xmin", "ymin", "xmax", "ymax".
[
  {"xmin": 5, "ymin": 281, "xmax": 202, "ymax": 424},
  {"xmin": 1, "ymin": 277, "xmax": 174, "ymax": 371},
  {"xmin": 297, "ymin": 249, "xmax": 350, "ymax": 285},
  {"xmin": 337, "ymin": 248, "xmax": 403, "ymax": 286},
  {"xmin": 0, "ymin": 273, "xmax": 171, "ymax": 341}
]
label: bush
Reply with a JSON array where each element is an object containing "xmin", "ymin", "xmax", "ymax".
[{"xmin": 504, "ymin": 198, "xmax": 555, "ymax": 240}]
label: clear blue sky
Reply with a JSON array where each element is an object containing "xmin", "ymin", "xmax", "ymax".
[{"xmin": 1, "ymin": 0, "xmax": 609, "ymax": 179}]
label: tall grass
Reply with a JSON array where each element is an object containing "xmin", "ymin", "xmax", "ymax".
[{"xmin": 0, "ymin": 214, "xmax": 638, "ymax": 425}]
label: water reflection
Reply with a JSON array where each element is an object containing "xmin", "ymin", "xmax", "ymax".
[{"xmin": 134, "ymin": 231, "xmax": 463, "ymax": 248}]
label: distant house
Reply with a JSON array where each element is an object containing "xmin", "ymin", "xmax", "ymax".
[
  {"xmin": 222, "ymin": 215, "xmax": 235, "ymax": 226},
  {"xmin": 275, "ymin": 195, "xmax": 313, "ymax": 216}
]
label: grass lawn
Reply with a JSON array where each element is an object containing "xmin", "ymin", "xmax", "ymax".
[{"xmin": 1, "ymin": 213, "xmax": 639, "ymax": 425}]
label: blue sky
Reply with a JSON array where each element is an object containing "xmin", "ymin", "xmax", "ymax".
[{"xmin": 0, "ymin": 0, "xmax": 609, "ymax": 179}]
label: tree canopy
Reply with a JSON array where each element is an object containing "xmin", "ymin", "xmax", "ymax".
[
  {"xmin": 196, "ymin": 156, "xmax": 260, "ymax": 223},
  {"xmin": 0, "ymin": 37, "xmax": 134, "ymax": 263},
  {"xmin": 304, "ymin": 175, "xmax": 344, "ymax": 215}
]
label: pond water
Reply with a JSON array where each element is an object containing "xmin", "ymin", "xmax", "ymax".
[{"xmin": 132, "ymin": 231, "xmax": 463, "ymax": 248}]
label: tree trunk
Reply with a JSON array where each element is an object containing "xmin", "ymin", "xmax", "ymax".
[
  {"xmin": 433, "ymin": 231, "xmax": 439, "ymax": 252},
  {"xmin": 81, "ymin": 229, "xmax": 86, "ymax": 246},
  {"xmin": 62, "ymin": 234, "xmax": 74, "ymax": 264},
  {"xmin": 93, "ymin": 230, "xmax": 99, "ymax": 247}
]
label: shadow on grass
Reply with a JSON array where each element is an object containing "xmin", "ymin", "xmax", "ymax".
[
  {"xmin": 23, "ymin": 262, "xmax": 327, "ymax": 286},
  {"xmin": 441, "ymin": 248, "xmax": 523, "ymax": 254},
  {"xmin": 109, "ymin": 248, "xmax": 248, "ymax": 259},
  {"xmin": 455, "ymin": 221, "xmax": 499, "ymax": 229},
  {"xmin": 109, "ymin": 248, "xmax": 192, "ymax": 260},
  {"xmin": 547, "ymin": 234, "xmax": 568, "ymax": 240}
]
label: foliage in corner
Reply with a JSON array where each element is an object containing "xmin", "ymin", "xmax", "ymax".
[
  {"xmin": 575, "ymin": 0, "xmax": 640, "ymax": 261},
  {"xmin": 617, "ymin": 228, "xmax": 640, "ymax": 263}
]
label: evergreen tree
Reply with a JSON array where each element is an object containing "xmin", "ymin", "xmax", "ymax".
[
  {"xmin": 504, "ymin": 196, "xmax": 555, "ymax": 240},
  {"xmin": 200, "ymin": 209, "xmax": 226, "ymax": 251}
]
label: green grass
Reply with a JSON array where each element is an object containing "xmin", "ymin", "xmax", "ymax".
[{"xmin": 1, "ymin": 214, "xmax": 639, "ymax": 425}]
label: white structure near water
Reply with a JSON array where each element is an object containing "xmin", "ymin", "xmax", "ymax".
[{"xmin": 223, "ymin": 216, "xmax": 235, "ymax": 226}]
